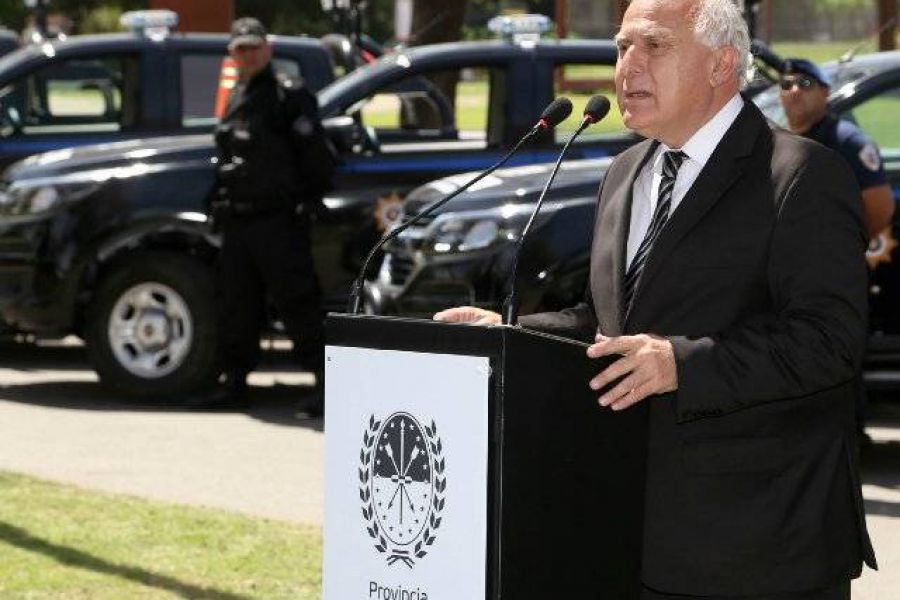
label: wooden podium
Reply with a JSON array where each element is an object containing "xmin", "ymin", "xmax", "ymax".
[{"xmin": 322, "ymin": 314, "xmax": 647, "ymax": 599}]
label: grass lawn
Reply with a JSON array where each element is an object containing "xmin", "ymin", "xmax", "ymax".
[{"xmin": 0, "ymin": 471, "xmax": 322, "ymax": 600}]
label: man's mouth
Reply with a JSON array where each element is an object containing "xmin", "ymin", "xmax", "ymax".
[{"xmin": 625, "ymin": 90, "xmax": 652, "ymax": 99}]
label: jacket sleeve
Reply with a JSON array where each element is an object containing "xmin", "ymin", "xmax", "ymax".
[
  {"xmin": 517, "ymin": 290, "xmax": 598, "ymax": 344},
  {"xmin": 284, "ymin": 85, "xmax": 336, "ymax": 200},
  {"xmin": 669, "ymin": 147, "xmax": 868, "ymax": 422}
]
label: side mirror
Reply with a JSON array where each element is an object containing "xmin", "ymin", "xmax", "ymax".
[
  {"xmin": 322, "ymin": 115, "xmax": 355, "ymax": 153},
  {"xmin": 0, "ymin": 105, "xmax": 22, "ymax": 137},
  {"xmin": 323, "ymin": 115, "xmax": 379, "ymax": 154}
]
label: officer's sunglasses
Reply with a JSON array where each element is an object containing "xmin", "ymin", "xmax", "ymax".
[{"xmin": 779, "ymin": 75, "xmax": 817, "ymax": 91}]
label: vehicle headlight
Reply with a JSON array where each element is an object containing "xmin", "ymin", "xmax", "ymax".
[
  {"xmin": 429, "ymin": 217, "xmax": 505, "ymax": 253},
  {"xmin": 414, "ymin": 203, "xmax": 558, "ymax": 255},
  {"xmin": 459, "ymin": 220, "xmax": 500, "ymax": 252},
  {"xmin": 27, "ymin": 186, "xmax": 60, "ymax": 212},
  {"xmin": 0, "ymin": 182, "xmax": 96, "ymax": 217}
]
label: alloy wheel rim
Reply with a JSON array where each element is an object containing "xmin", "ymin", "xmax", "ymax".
[{"xmin": 107, "ymin": 282, "xmax": 193, "ymax": 379}]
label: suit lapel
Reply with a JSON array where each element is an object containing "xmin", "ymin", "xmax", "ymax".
[
  {"xmin": 596, "ymin": 140, "xmax": 658, "ymax": 335},
  {"xmin": 625, "ymin": 101, "xmax": 765, "ymax": 330}
]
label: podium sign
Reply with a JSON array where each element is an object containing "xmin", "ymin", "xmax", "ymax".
[
  {"xmin": 322, "ymin": 314, "xmax": 646, "ymax": 599},
  {"xmin": 323, "ymin": 346, "xmax": 491, "ymax": 599}
]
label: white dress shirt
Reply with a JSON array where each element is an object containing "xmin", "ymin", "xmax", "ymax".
[{"xmin": 625, "ymin": 94, "xmax": 745, "ymax": 268}]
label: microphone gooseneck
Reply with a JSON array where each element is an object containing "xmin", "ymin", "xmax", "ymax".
[
  {"xmin": 346, "ymin": 97, "xmax": 574, "ymax": 314},
  {"xmin": 501, "ymin": 94, "xmax": 611, "ymax": 326}
]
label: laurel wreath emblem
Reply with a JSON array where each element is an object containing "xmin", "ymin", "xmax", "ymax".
[{"xmin": 359, "ymin": 413, "xmax": 446, "ymax": 567}]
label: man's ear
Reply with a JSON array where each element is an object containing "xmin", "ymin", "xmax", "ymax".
[{"xmin": 710, "ymin": 45, "xmax": 740, "ymax": 87}]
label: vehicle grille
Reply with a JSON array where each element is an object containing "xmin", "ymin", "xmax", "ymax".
[{"xmin": 388, "ymin": 252, "xmax": 416, "ymax": 285}]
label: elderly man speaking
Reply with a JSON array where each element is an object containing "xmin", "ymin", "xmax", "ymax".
[{"xmin": 435, "ymin": 0, "xmax": 876, "ymax": 598}]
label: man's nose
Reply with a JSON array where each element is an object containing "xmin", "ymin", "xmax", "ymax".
[{"xmin": 618, "ymin": 46, "xmax": 646, "ymax": 75}]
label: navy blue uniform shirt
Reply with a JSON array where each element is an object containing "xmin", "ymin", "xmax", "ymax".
[{"xmin": 804, "ymin": 113, "xmax": 887, "ymax": 191}]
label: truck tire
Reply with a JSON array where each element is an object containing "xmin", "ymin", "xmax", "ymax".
[{"xmin": 85, "ymin": 252, "xmax": 219, "ymax": 399}]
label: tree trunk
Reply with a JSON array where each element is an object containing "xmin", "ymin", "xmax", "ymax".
[
  {"xmin": 616, "ymin": 0, "xmax": 628, "ymax": 24},
  {"xmin": 150, "ymin": 0, "xmax": 233, "ymax": 32},
  {"xmin": 402, "ymin": 0, "xmax": 468, "ymax": 130},
  {"xmin": 878, "ymin": 0, "xmax": 897, "ymax": 51}
]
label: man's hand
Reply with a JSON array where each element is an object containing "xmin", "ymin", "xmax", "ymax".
[
  {"xmin": 433, "ymin": 306, "xmax": 502, "ymax": 326},
  {"xmin": 586, "ymin": 333, "xmax": 678, "ymax": 411}
]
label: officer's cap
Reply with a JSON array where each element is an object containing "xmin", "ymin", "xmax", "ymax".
[
  {"xmin": 783, "ymin": 58, "xmax": 831, "ymax": 88},
  {"xmin": 229, "ymin": 17, "xmax": 267, "ymax": 49}
]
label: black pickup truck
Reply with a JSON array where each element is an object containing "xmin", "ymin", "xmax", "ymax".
[
  {"xmin": 370, "ymin": 50, "xmax": 900, "ymax": 392},
  {"xmin": 0, "ymin": 35, "xmax": 638, "ymax": 397},
  {"xmin": 0, "ymin": 22, "xmax": 336, "ymax": 169}
]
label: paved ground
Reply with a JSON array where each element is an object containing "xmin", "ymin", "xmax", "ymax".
[
  {"xmin": 0, "ymin": 338, "xmax": 898, "ymax": 597},
  {"xmin": 0, "ymin": 338, "xmax": 325, "ymax": 525}
]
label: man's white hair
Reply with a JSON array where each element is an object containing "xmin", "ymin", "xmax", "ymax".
[
  {"xmin": 626, "ymin": 0, "xmax": 752, "ymax": 84},
  {"xmin": 690, "ymin": 0, "xmax": 752, "ymax": 84}
]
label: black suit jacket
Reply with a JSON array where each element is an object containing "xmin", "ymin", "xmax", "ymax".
[{"xmin": 520, "ymin": 100, "xmax": 876, "ymax": 596}]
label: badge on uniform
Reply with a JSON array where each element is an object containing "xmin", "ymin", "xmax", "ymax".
[
  {"xmin": 293, "ymin": 116, "xmax": 314, "ymax": 136},
  {"xmin": 859, "ymin": 143, "xmax": 881, "ymax": 172}
]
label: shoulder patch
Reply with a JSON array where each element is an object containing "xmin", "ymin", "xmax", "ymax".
[{"xmin": 858, "ymin": 143, "xmax": 882, "ymax": 172}]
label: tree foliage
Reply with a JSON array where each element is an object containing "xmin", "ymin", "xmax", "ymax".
[
  {"xmin": 0, "ymin": 1, "xmax": 145, "ymax": 33},
  {"xmin": 234, "ymin": 0, "xmax": 395, "ymax": 42}
]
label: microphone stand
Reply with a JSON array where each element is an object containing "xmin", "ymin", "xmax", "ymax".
[
  {"xmin": 501, "ymin": 118, "xmax": 593, "ymax": 326},
  {"xmin": 346, "ymin": 124, "xmax": 546, "ymax": 314}
]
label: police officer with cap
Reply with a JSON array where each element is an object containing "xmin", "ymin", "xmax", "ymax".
[
  {"xmin": 780, "ymin": 57, "xmax": 894, "ymax": 446},
  {"xmin": 779, "ymin": 58, "xmax": 894, "ymax": 239},
  {"xmin": 201, "ymin": 17, "xmax": 334, "ymax": 411}
]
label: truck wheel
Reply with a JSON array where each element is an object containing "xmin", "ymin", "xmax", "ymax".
[{"xmin": 85, "ymin": 252, "xmax": 219, "ymax": 398}]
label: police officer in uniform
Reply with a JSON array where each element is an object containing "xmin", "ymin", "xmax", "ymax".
[
  {"xmin": 779, "ymin": 58, "xmax": 894, "ymax": 239},
  {"xmin": 203, "ymin": 17, "xmax": 334, "ymax": 410},
  {"xmin": 780, "ymin": 58, "xmax": 895, "ymax": 446}
]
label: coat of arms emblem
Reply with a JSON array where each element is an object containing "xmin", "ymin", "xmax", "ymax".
[{"xmin": 359, "ymin": 412, "xmax": 446, "ymax": 567}]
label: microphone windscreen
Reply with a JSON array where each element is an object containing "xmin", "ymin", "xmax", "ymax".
[
  {"xmin": 584, "ymin": 95, "xmax": 612, "ymax": 123},
  {"xmin": 539, "ymin": 97, "xmax": 573, "ymax": 128}
]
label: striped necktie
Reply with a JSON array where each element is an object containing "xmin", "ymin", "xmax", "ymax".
[{"xmin": 623, "ymin": 150, "xmax": 687, "ymax": 313}]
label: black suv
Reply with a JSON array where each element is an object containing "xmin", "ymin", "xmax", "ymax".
[
  {"xmin": 370, "ymin": 50, "xmax": 900, "ymax": 389},
  {"xmin": 0, "ymin": 36, "xmax": 638, "ymax": 397}
]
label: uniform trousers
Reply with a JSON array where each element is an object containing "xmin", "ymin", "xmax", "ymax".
[{"xmin": 218, "ymin": 210, "xmax": 324, "ymax": 379}]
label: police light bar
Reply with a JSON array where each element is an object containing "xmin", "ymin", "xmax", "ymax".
[
  {"xmin": 488, "ymin": 14, "xmax": 552, "ymax": 44},
  {"xmin": 321, "ymin": 0, "xmax": 353, "ymax": 10},
  {"xmin": 120, "ymin": 10, "xmax": 178, "ymax": 40}
]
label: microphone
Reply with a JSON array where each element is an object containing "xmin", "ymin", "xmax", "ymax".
[
  {"xmin": 535, "ymin": 97, "xmax": 575, "ymax": 133},
  {"xmin": 582, "ymin": 94, "xmax": 612, "ymax": 125},
  {"xmin": 346, "ymin": 97, "xmax": 574, "ymax": 314},
  {"xmin": 501, "ymin": 95, "xmax": 611, "ymax": 325}
]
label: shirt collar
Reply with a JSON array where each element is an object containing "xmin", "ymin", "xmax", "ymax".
[
  {"xmin": 803, "ymin": 112, "xmax": 836, "ymax": 142},
  {"xmin": 652, "ymin": 93, "xmax": 744, "ymax": 173}
]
